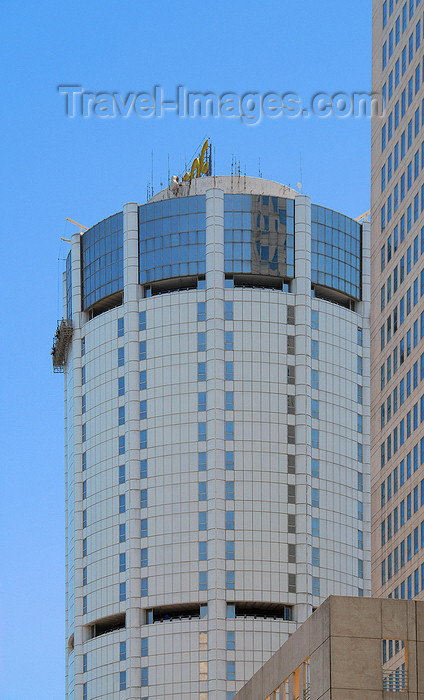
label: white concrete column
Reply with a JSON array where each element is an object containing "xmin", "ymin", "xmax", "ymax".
[
  {"xmin": 205, "ymin": 188, "xmax": 226, "ymax": 697},
  {"xmin": 293, "ymin": 194, "xmax": 312, "ymax": 624},
  {"xmin": 123, "ymin": 202, "xmax": 143, "ymax": 694},
  {"xmin": 70, "ymin": 230, "xmax": 84, "ymax": 698}
]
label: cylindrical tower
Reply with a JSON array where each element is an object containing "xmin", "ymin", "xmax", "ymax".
[{"xmin": 53, "ymin": 175, "xmax": 371, "ymax": 700}]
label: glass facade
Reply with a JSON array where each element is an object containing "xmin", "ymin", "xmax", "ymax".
[
  {"xmin": 72, "ymin": 195, "xmax": 362, "ymax": 310},
  {"xmin": 81, "ymin": 212, "xmax": 123, "ymax": 309},
  {"xmin": 224, "ymin": 194, "xmax": 295, "ymax": 277},
  {"xmin": 311, "ymin": 204, "xmax": 362, "ymax": 300},
  {"xmin": 138, "ymin": 196, "xmax": 206, "ymax": 284}
]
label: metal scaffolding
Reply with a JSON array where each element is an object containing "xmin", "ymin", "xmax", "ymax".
[{"xmin": 52, "ymin": 318, "xmax": 73, "ymax": 372}]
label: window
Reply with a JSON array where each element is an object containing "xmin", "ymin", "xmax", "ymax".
[
  {"xmin": 357, "ymin": 385, "xmax": 363, "ymax": 405},
  {"xmin": 312, "ymin": 459, "xmax": 319, "ymax": 477},
  {"xmin": 118, "ymin": 346, "xmax": 124, "ymax": 367},
  {"xmin": 82, "ymin": 423, "xmax": 86, "ymax": 442},
  {"xmin": 225, "ymin": 421, "xmax": 234, "ymax": 440},
  {"xmin": 199, "ymin": 482, "xmax": 207, "ymax": 501},
  {"xmin": 141, "ymin": 488, "xmax": 147, "ymax": 509},
  {"xmin": 226, "ymin": 481, "xmax": 234, "ymax": 500},
  {"xmin": 288, "ymin": 573, "xmax": 296, "ymax": 593},
  {"xmin": 225, "ymin": 331, "xmax": 234, "ymax": 351},
  {"xmin": 82, "ymin": 566, "xmax": 87, "ymax": 585},
  {"xmin": 198, "ymin": 452, "xmax": 207, "ymax": 471},
  {"xmin": 288, "ymin": 514, "xmax": 296, "ymax": 533},
  {"xmin": 312, "ymin": 547, "xmax": 320, "ymax": 566},
  {"xmin": 117, "ymin": 317, "xmax": 124, "ymax": 337},
  {"xmin": 197, "ymin": 332, "xmax": 206, "ymax": 351},
  {"xmin": 198, "ymin": 423, "xmax": 207, "ymax": 441},
  {"xmin": 311, "ymin": 340, "xmax": 319, "ymax": 359},
  {"xmin": 119, "ymin": 552, "xmax": 126, "ymax": 572},
  {"xmin": 357, "ymin": 356, "xmax": 363, "ymax": 375},
  {"xmin": 312, "ymin": 488, "xmax": 319, "ymax": 508},
  {"xmin": 120, "ymin": 671, "xmax": 127, "ymax": 691},
  {"xmin": 225, "ymin": 301, "xmax": 233, "ymax": 320},
  {"xmin": 140, "ymin": 400, "xmax": 147, "ymax": 420},
  {"xmin": 141, "ymin": 518, "xmax": 147, "ymax": 538},
  {"xmin": 199, "ymin": 572, "xmax": 208, "ymax": 591},
  {"xmin": 225, "ymin": 451, "xmax": 234, "ymax": 470},
  {"xmin": 140, "ymin": 370, "xmax": 147, "ymax": 390},
  {"xmin": 226, "ymin": 571, "xmax": 235, "ymax": 590},
  {"xmin": 287, "ymin": 335, "xmax": 295, "ymax": 354},
  {"xmin": 138, "ymin": 310, "xmax": 146, "ymax": 330},
  {"xmin": 358, "ymin": 501, "xmax": 363, "ymax": 521},
  {"xmin": 118, "ymin": 406, "xmax": 125, "ymax": 425},
  {"xmin": 199, "ymin": 542, "xmax": 207, "ymax": 560},
  {"xmin": 118, "ymin": 376, "xmax": 125, "ymax": 396},
  {"xmin": 312, "ymin": 429, "xmax": 319, "ymax": 449},
  {"xmin": 312, "ymin": 577, "xmax": 320, "ymax": 596},
  {"xmin": 119, "ymin": 494, "xmax": 125, "ymax": 514},
  {"xmin": 199, "ymin": 512, "xmax": 207, "ymax": 531},
  {"xmin": 226, "ymin": 631, "xmax": 235, "ymax": 650},
  {"xmin": 140, "ymin": 430, "xmax": 147, "ymax": 449},
  {"xmin": 119, "ymin": 582, "xmax": 126, "ymax": 602},
  {"xmin": 140, "ymin": 459, "xmax": 147, "ymax": 479},
  {"xmin": 141, "ymin": 667, "xmax": 148, "ymax": 687},
  {"xmin": 226, "ymin": 511, "xmax": 235, "ymax": 529},
  {"xmin": 227, "ymin": 661, "xmax": 235, "ymax": 681},
  {"xmin": 312, "ymin": 370, "xmax": 319, "ymax": 389},
  {"xmin": 198, "ymin": 362, "xmax": 206, "ymax": 381},
  {"xmin": 197, "ymin": 302, "xmax": 206, "ymax": 321},
  {"xmin": 198, "ymin": 392, "xmax": 207, "ymax": 412},
  {"xmin": 225, "ymin": 361, "xmax": 234, "ymax": 380},
  {"xmin": 141, "ymin": 578, "xmax": 148, "ymax": 597},
  {"xmin": 226, "ymin": 540, "xmax": 235, "ymax": 559},
  {"xmin": 312, "ymin": 399, "xmax": 319, "ymax": 419},
  {"xmin": 119, "ymin": 523, "xmax": 126, "ymax": 542},
  {"xmin": 312, "ymin": 518, "xmax": 319, "ymax": 537},
  {"xmin": 225, "ymin": 391, "xmax": 234, "ymax": 411},
  {"xmin": 141, "ymin": 548, "xmax": 148, "ymax": 567}
]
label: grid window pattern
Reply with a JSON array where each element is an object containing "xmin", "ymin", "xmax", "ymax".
[
  {"xmin": 139, "ymin": 196, "xmax": 206, "ymax": 283},
  {"xmin": 224, "ymin": 194, "xmax": 295, "ymax": 277},
  {"xmin": 311, "ymin": 204, "xmax": 362, "ymax": 299},
  {"xmin": 81, "ymin": 212, "xmax": 123, "ymax": 309}
]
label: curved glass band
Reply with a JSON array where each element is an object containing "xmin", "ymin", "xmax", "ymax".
[{"xmin": 66, "ymin": 195, "xmax": 362, "ymax": 315}]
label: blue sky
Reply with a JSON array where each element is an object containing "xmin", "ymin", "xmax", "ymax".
[{"xmin": 0, "ymin": 1, "xmax": 371, "ymax": 697}]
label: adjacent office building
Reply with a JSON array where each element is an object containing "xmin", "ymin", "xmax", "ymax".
[
  {"xmin": 371, "ymin": 0, "xmax": 424, "ymax": 601},
  {"xmin": 53, "ymin": 174, "xmax": 371, "ymax": 699}
]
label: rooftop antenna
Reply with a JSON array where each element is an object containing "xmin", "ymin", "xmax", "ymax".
[
  {"xmin": 258, "ymin": 158, "xmax": 262, "ymax": 179},
  {"xmin": 168, "ymin": 153, "xmax": 170, "ymax": 184},
  {"xmin": 151, "ymin": 150, "xmax": 154, "ymax": 196},
  {"xmin": 298, "ymin": 153, "xmax": 303, "ymax": 192}
]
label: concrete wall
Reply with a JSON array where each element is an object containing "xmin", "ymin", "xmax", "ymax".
[{"xmin": 234, "ymin": 595, "xmax": 424, "ymax": 700}]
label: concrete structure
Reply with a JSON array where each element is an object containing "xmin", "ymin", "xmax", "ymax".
[
  {"xmin": 371, "ymin": 2, "xmax": 424, "ymax": 601},
  {"xmin": 54, "ymin": 175, "xmax": 371, "ymax": 699},
  {"xmin": 233, "ymin": 595, "xmax": 424, "ymax": 700}
]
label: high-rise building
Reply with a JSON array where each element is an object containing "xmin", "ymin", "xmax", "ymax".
[
  {"xmin": 53, "ymin": 174, "xmax": 371, "ymax": 699},
  {"xmin": 371, "ymin": 0, "xmax": 424, "ymax": 601}
]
